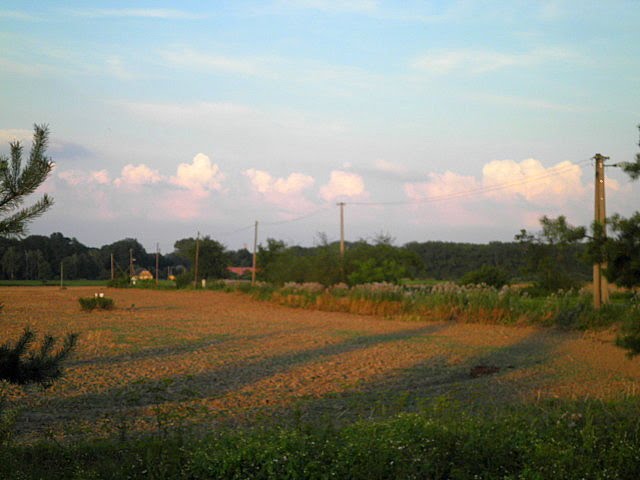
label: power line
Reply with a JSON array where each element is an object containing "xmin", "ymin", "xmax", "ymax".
[
  {"xmin": 347, "ymin": 158, "xmax": 592, "ymax": 206},
  {"xmin": 260, "ymin": 205, "xmax": 333, "ymax": 227}
]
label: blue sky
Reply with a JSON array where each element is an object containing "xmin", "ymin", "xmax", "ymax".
[{"xmin": 1, "ymin": 1, "xmax": 638, "ymax": 252}]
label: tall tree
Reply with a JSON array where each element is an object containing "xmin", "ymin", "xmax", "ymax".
[
  {"xmin": 619, "ymin": 124, "xmax": 640, "ymax": 180},
  {"xmin": 515, "ymin": 215, "xmax": 587, "ymax": 293},
  {"xmin": 0, "ymin": 124, "xmax": 76, "ymax": 385},
  {"xmin": 1, "ymin": 246, "xmax": 21, "ymax": 279},
  {"xmin": 0, "ymin": 124, "xmax": 53, "ymax": 237},
  {"xmin": 174, "ymin": 236, "xmax": 230, "ymax": 280}
]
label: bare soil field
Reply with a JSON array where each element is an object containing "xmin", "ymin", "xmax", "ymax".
[{"xmin": 2, "ymin": 286, "xmax": 639, "ymax": 443}]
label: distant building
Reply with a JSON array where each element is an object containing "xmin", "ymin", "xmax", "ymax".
[
  {"xmin": 227, "ymin": 266, "xmax": 256, "ymax": 277},
  {"xmin": 132, "ymin": 268, "xmax": 154, "ymax": 281}
]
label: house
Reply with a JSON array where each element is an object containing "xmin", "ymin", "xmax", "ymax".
[
  {"xmin": 227, "ymin": 266, "xmax": 256, "ymax": 278},
  {"xmin": 132, "ymin": 268, "xmax": 154, "ymax": 281}
]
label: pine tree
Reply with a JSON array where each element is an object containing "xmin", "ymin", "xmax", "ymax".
[
  {"xmin": 0, "ymin": 124, "xmax": 77, "ymax": 385},
  {"xmin": 0, "ymin": 124, "xmax": 54, "ymax": 237}
]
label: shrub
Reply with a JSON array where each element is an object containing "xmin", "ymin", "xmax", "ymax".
[
  {"xmin": 79, "ymin": 295, "xmax": 115, "ymax": 311},
  {"xmin": 175, "ymin": 271, "xmax": 194, "ymax": 289},
  {"xmin": 107, "ymin": 276, "xmax": 130, "ymax": 288},
  {"xmin": 459, "ymin": 265, "xmax": 510, "ymax": 288},
  {"xmin": 0, "ymin": 328, "xmax": 78, "ymax": 386}
]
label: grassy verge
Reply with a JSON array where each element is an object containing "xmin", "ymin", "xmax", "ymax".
[
  {"xmin": 2, "ymin": 399, "xmax": 639, "ymax": 479},
  {"xmin": 211, "ymin": 280, "xmax": 639, "ymax": 332}
]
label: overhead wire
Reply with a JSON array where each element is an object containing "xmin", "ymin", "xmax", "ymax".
[
  {"xmin": 213, "ymin": 158, "xmax": 593, "ymax": 243},
  {"xmin": 347, "ymin": 158, "xmax": 592, "ymax": 206}
]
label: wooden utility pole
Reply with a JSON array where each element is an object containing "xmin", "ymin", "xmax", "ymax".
[
  {"xmin": 338, "ymin": 202, "xmax": 346, "ymax": 260},
  {"xmin": 252, "ymin": 221, "xmax": 258, "ymax": 286},
  {"xmin": 155, "ymin": 243, "xmax": 160, "ymax": 286},
  {"xmin": 337, "ymin": 202, "xmax": 346, "ymax": 279},
  {"xmin": 593, "ymin": 154, "xmax": 610, "ymax": 308},
  {"xmin": 194, "ymin": 232, "xmax": 200, "ymax": 289},
  {"xmin": 129, "ymin": 248, "xmax": 135, "ymax": 277}
]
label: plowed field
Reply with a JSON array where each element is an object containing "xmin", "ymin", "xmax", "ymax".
[{"xmin": 2, "ymin": 286, "xmax": 639, "ymax": 443}]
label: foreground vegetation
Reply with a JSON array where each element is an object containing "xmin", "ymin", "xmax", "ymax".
[
  {"xmin": 2, "ymin": 398, "xmax": 639, "ymax": 479},
  {"xmin": 1, "ymin": 286, "xmax": 639, "ymax": 478},
  {"xmin": 213, "ymin": 280, "xmax": 639, "ymax": 337}
]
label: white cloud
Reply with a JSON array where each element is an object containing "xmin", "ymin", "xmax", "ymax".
[
  {"xmin": 58, "ymin": 169, "xmax": 111, "ymax": 187},
  {"xmin": 279, "ymin": 0, "xmax": 378, "ymax": 14},
  {"xmin": 374, "ymin": 159, "xmax": 408, "ymax": 176},
  {"xmin": 115, "ymin": 164, "xmax": 163, "ymax": 187},
  {"xmin": 170, "ymin": 153, "xmax": 224, "ymax": 195},
  {"xmin": 411, "ymin": 47, "xmax": 579, "ymax": 74},
  {"xmin": 0, "ymin": 10, "xmax": 38, "ymax": 21},
  {"xmin": 244, "ymin": 168, "xmax": 316, "ymax": 212},
  {"xmin": 160, "ymin": 48, "xmax": 262, "ymax": 76},
  {"xmin": 89, "ymin": 169, "xmax": 111, "ymax": 185},
  {"xmin": 405, "ymin": 171, "xmax": 478, "ymax": 201},
  {"xmin": 482, "ymin": 159, "xmax": 585, "ymax": 204},
  {"xmin": 404, "ymin": 158, "xmax": 586, "ymax": 208},
  {"xmin": 58, "ymin": 170, "xmax": 85, "ymax": 187},
  {"xmin": 105, "ymin": 56, "xmax": 135, "ymax": 80},
  {"xmin": 244, "ymin": 169, "xmax": 314, "ymax": 195},
  {"xmin": 319, "ymin": 170, "xmax": 367, "ymax": 201},
  {"xmin": 71, "ymin": 8, "xmax": 203, "ymax": 19},
  {"xmin": 0, "ymin": 128, "xmax": 32, "ymax": 144},
  {"xmin": 464, "ymin": 92, "xmax": 586, "ymax": 113}
]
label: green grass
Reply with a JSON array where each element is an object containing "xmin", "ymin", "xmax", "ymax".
[{"xmin": 2, "ymin": 398, "xmax": 640, "ymax": 479}]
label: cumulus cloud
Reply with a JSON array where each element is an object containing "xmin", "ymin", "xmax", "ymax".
[
  {"xmin": 402, "ymin": 158, "xmax": 589, "ymax": 228},
  {"xmin": 244, "ymin": 168, "xmax": 315, "ymax": 212},
  {"xmin": 244, "ymin": 169, "xmax": 314, "ymax": 195},
  {"xmin": 58, "ymin": 169, "xmax": 86, "ymax": 187},
  {"xmin": 58, "ymin": 169, "xmax": 112, "ymax": 187},
  {"xmin": 115, "ymin": 163, "xmax": 163, "ymax": 187},
  {"xmin": 405, "ymin": 159, "xmax": 585, "ymax": 206},
  {"xmin": 405, "ymin": 171, "xmax": 478, "ymax": 201},
  {"xmin": 0, "ymin": 128, "xmax": 32, "ymax": 144},
  {"xmin": 481, "ymin": 159, "xmax": 585, "ymax": 203},
  {"xmin": 89, "ymin": 169, "xmax": 111, "ymax": 185},
  {"xmin": 170, "ymin": 153, "xmax": 224, "ymax": 195},
  {"xmin": 374, "ymin": 159, "xmax": 408, "ymax": 176},
  {"xmin": 319, "ymin": 170, "xmax": 367, "ymax": 201}
]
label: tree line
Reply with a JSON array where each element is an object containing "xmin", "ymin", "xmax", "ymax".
[{"xmin": 0, "ymin": 229, "xmax": 589, "ymax": 286}]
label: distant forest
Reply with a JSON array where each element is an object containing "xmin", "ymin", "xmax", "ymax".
[{"xmin": 0, "ymin": 232, "xmax": 591, "ymax": 282}]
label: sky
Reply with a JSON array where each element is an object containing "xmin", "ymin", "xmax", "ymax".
[{"xmin": 1, "ymin": 0, "xmax": 639, "ymax": 253}]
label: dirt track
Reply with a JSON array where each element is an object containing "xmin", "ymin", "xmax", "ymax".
[{"xmin": 2, "ymin": 286, "xmax": 639, "ymax": 442}]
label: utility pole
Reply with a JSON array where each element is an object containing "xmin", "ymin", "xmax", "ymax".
[
  {"xmin": 252, "ymin": 221, "xmax": 258, "ymax": 286},
  {"xmin": 194, "ymin": 232, "xmax": 200, "ymax": 289},
  {"xmin": 129, "ymin": 248, "xmax": 135, "ymax": 278},
  {"xmin": 338, "ymin": 202, "xmax": 346, "ymax": 260},
  {"xmin": 110, "ymin": 253, "xmax": 115, "ymax": 281},
  {"xmin": 337, "ymin": 202, "xmax": 346, "ymax": 279},
  {"xmin": 593, "ymin": 154, "xmax": 610, "ymax": 309},
  {"xmin": 155, "ymin": 243, "xmax": 160, "ymax": 286}
]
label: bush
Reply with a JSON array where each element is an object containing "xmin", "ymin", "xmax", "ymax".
[
  {"xmin": 459, "ymin": 265, "xmax": 510, "ymax": 288},
  {"xmin": 0, "ymin": 328, "xmax": 78, "ymax": 386},
  {"xmin": 79, "ymin": 295, "xmax": 115, "ymax": 311},
  {"xmin": 107, "ymin": 276, "xmax": 130, "ymax": 288},
  {"xmin": 175, "ymin": 271, "xmax": 194, "ymax": 289}
]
